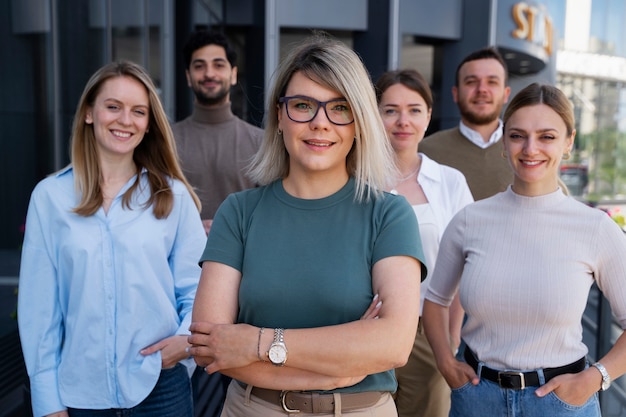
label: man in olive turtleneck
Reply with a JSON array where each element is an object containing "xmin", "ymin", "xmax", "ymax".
[{"xmin": 172, "ymin": 29, "xmax": 262, "ymax": 236}]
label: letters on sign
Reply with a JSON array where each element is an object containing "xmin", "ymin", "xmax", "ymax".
[{"xmin": 511, "ymin": 2, "xmax": 553, "ymax": 56}]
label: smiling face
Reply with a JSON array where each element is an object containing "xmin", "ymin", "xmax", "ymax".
[
  {"xmin": 503, "ymin": 104, "xmax": 574, "ymax": 196},
  {"xmin": 86, "ymin": 75, "xmax": 150, "ymax": 160},
  {"xmin": 186, "ymin": 44, "xmax": 237, "ymax": 106},
  {"xmin": 278, "ymin": 71, "xmax": 355, "ymax": 182},
  {"xmin": 453, "ymin": 58, "xmax": 510, "ymax": 127},
  {"xmin": 379, "ymin": 83, "xmax": 431, "ymax": 154}
]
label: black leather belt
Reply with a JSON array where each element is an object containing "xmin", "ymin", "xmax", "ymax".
[{"xmin": 464, "ymin": 347, "xmax": 586, "ymax": 390}]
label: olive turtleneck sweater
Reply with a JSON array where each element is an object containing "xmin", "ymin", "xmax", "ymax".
[{"xmin": 172, "ymin": 102, "xmax": 263, "ymax": 220}]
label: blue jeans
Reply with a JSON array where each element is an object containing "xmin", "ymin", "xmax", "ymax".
[
  {"xmin": 449, "ymin": 373, "xmax": 600, "ymax": 417},
  {"xmin": 68, "ymin": 363, "xmax": 193, "ymax": 417}
]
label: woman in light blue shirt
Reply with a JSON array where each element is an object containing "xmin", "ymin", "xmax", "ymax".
[{"xmin": 17, "ymin": 61, "xmax": 206, "ymax": 417}]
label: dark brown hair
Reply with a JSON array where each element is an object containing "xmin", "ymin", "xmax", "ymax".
[
  {"xmin": 455, "ymin": 46, "xmax": 508, "ymax": 86},
  {"xmin": 375, "ymin": 69, "xmax": 433, "ymax": 110}
]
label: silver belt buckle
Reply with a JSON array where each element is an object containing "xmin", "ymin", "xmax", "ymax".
[
  {"xmin": 280, "ymin": 390, "xmax": 301, "ymax": 413},
  {"xmin": 498, "ymin": 371, "xmax": 525, "ymax": 390}
]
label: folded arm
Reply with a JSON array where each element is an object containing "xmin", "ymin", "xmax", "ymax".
[{"xmin": 189, "ymin": 256, "xmax": 421, "ymax": 388}]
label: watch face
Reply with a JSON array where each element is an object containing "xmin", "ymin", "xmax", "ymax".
[{"xmin": 269, "ymin": 344, "xmax": 287, "ymax": 364}]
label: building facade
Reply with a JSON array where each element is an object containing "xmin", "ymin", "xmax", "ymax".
[
  {"xmin": 0, "ymin": 0, "xmax": 562, "ymax": 258},
  {"xmin": 3, "ymin": 1, "xmax": 626, "ymax": 416},
  {"xmin": 558, "ymin": 0, "xmax": 626, "ymax": 201}
]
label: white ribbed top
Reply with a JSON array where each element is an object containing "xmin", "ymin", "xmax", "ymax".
[{"xmin": 426, "ymin": 186, "xmax": 626, "ymax": 370}]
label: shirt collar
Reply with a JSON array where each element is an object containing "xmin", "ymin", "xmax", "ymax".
[
  {"xmin": 459, "ymin": 119, "xmax": 503, "ymax": 149},
  {"xmin": 57, "ymin": 165, "xmax": 148, "ymax": 178},
  {"xmin": 417, "ymin": 153, "xmax": 442, "ymax": 184},
  {"xmin": 55, "ymin": 164, "xmax": 73, "ymax": 177}
]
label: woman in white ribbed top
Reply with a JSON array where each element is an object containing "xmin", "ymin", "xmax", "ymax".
[{"xmin": 423, "ymin": 83, "xmax": 626, "ymax": 416}]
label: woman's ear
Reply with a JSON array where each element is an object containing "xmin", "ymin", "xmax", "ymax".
[
  {"xmin": 277, "ymin": 103, "xmax": 284, "ymax": 133},
  {"xmin": 567, "ymin": 129, "xmax": 576, "ymax": 153}
]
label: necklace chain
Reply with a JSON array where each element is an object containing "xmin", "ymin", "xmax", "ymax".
[{"xmin": 397, "ymin": 166, "xmax": 419, "ymax": 183}]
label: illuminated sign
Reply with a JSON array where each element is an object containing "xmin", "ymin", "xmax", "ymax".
[{"xmin": 511, "ymin": 2, "xmax": 553, "ymax": 56}]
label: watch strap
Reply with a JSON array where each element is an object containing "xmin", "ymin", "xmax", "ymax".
[
  {"xmin": 267, "ymin": 328, "xmax": 287, "ymax": 366},
  {"xmin": 592, "ymin": 362, "xmax": 611, "ymax": 391},
  {"xmin": 274, "ymin": 328, "xmax": 284, "ymax": 343}
]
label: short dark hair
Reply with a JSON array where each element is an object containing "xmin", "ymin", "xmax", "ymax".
[
  {"xmin": 455, "ymin": 46, "xmax": 508, "ymax": 86},
  {"xmin": 182, "ymin": 29, "xmax": 237, "ymax": 69}
]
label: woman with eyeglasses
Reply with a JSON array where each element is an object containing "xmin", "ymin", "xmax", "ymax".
[{"xmin": 187, "ymin": 34, "xmax": 426, "ymax": 416}]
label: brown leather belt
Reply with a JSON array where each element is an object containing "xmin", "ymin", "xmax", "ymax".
[{"xmin": 238, "ymin": 382, "xmax": 383, "ymax": 413}]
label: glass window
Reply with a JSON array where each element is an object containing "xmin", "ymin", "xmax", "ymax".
[
  {"xmin": 400, "ymin": 36, "xmax": 435, "ymax": 86},
  {"xmin": 558, "ymin": 0, "xmax": 626, "ymax": 205}
]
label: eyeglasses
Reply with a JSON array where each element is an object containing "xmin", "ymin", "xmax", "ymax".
[{"xmin": 278, "ymin": 95, "xmax": 354, "ymax": 126}]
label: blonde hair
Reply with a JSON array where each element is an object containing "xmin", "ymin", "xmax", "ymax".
[
  {"xmin": 247, "ymin": 34, "xmax": 395, "ymax": 202},
  {"xmin": 71, "ymin": 60, "xmax": 200, "ymax": 218}
]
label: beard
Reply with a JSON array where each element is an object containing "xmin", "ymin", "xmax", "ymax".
[
  {"xmin": 192, "ymin": 81, "xmax": 230, "ymax": 106},
  {"xmin": 458, "ymin": 98, "xmax": 504, "ymax": 126}
]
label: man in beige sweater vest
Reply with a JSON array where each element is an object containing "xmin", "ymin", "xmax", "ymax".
[{"xmin": 420, "ymin": 47, "xmax": 513, "ymax": 201}]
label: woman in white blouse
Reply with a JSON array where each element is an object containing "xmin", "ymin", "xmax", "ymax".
[{"xmin": 375, "ymin": 69, "xmax": 473, "ymax": 417}]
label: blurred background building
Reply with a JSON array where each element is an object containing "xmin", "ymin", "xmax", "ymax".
[
  {"xmin": 557, "ymin": 0, "xmax": 626, "ymax": 206},
  {"xmin": 1, "ymin": 1, "xmax": 624, "ymax": 416}
]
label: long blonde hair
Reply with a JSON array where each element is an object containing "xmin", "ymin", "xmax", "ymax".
[
  {"xmin": 247, "ymin": 34, "xmax": 395, "ymax": 202},
  {"xmin": 71, "ymin": 61, "xmax": 200, "ymax": 218}
]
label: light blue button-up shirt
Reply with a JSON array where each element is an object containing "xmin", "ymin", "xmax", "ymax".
[{"xmin": 17, "ymin": 166, "xmax": 206, "ymax": 417}]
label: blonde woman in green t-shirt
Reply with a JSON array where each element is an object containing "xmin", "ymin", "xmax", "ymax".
[{"xmin": 188, "ymin": 34, "xmax": 427, "ymax": 416}]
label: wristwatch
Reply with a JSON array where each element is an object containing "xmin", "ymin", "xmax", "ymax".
[
  {"xmin": 592, "ymin": 362, "xmax": 611, "ymax": 391},
  {"xmin": 267, "ymin": 328, "xmax": 288, "ymax": 366}
]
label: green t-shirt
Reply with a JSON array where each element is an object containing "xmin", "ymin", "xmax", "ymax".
[{"xmin": 201, "ymin": 178, "xmax": 425, "ymax": 393}]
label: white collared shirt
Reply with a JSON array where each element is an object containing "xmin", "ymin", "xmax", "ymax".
[
  {"xmin": 413, "ymin": 154, "xmax": 474, "ymax": 313},
  {"xmin": 459, "ymin": 119, "xmax": 504, "ymax": 149}
]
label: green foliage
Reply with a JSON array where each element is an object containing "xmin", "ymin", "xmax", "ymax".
[{"xmin": 580, "ymin": 127, "xmax": 626, "ymax": 200}]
